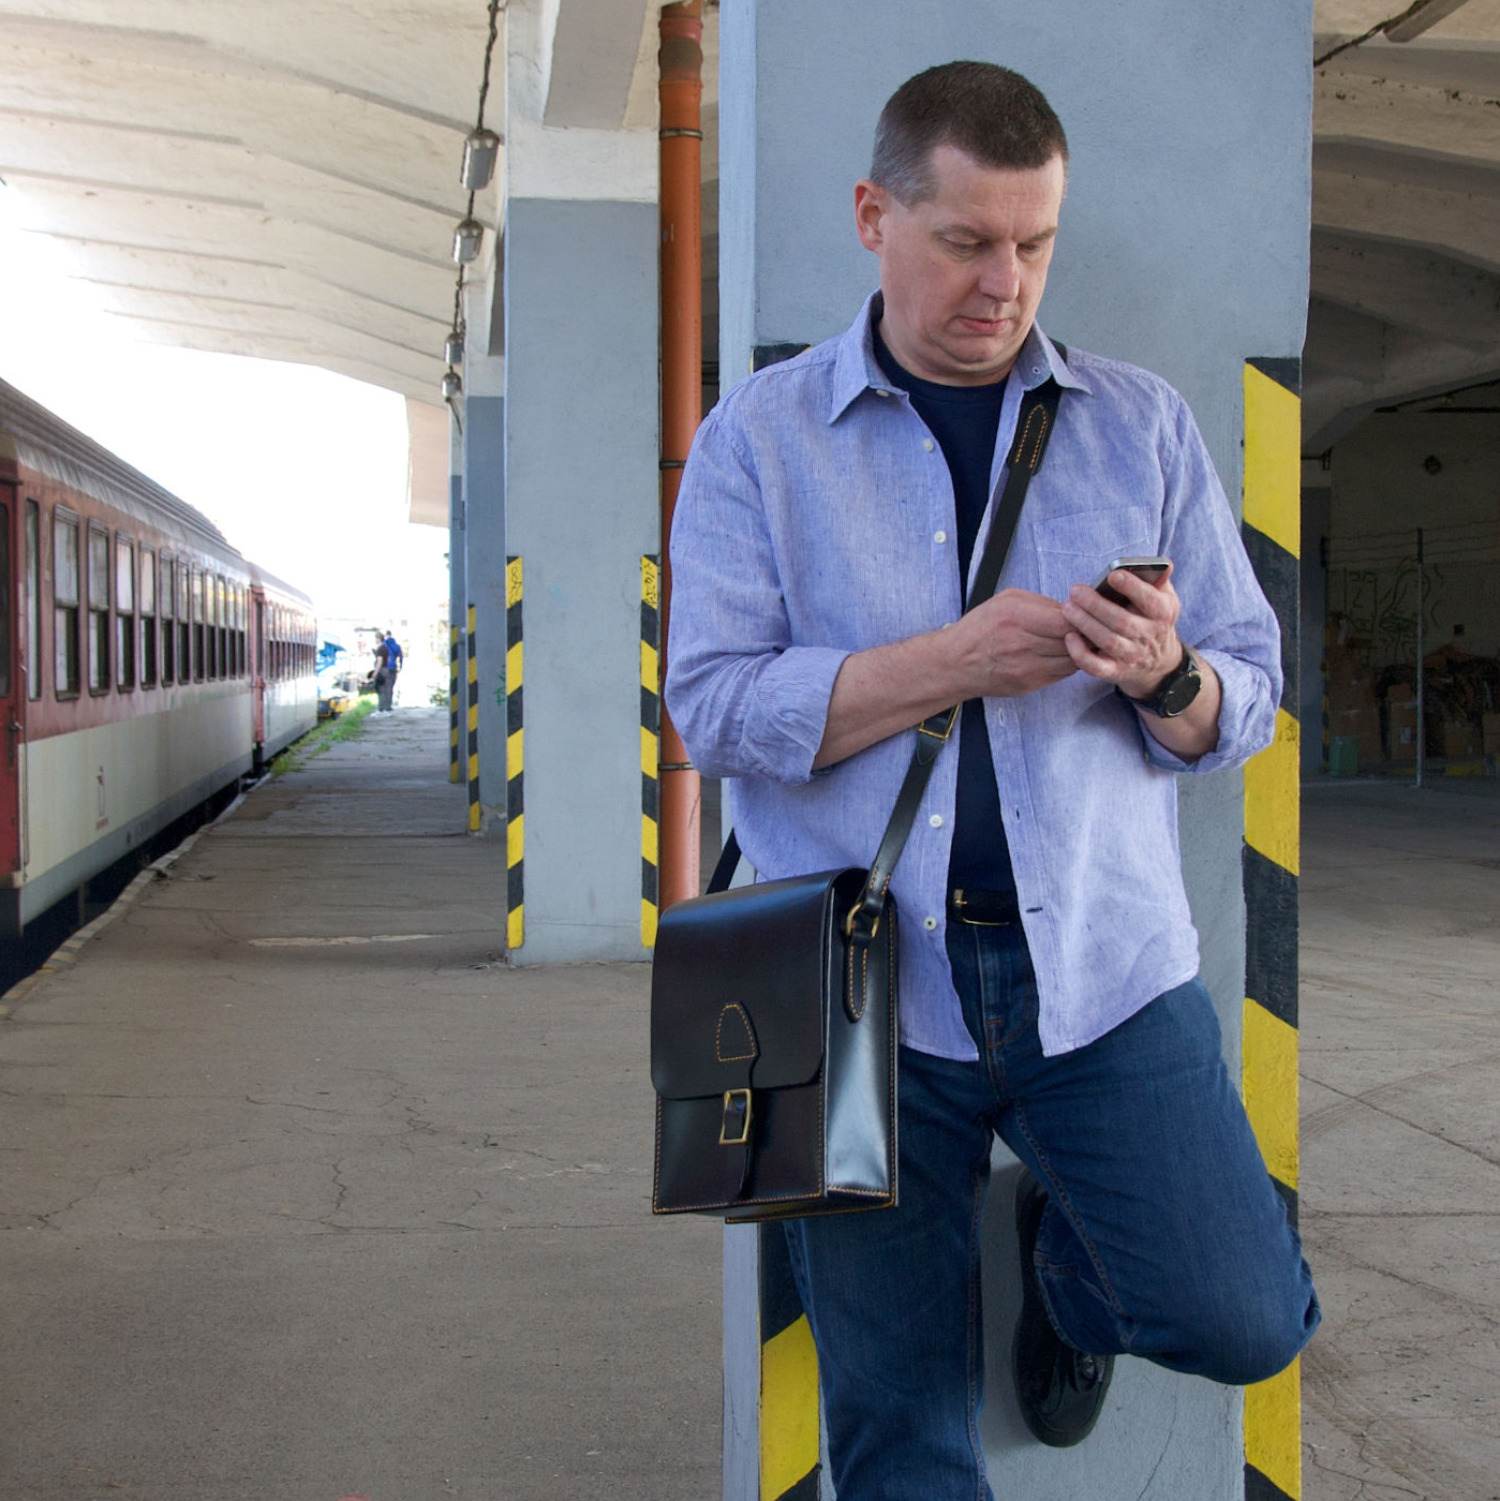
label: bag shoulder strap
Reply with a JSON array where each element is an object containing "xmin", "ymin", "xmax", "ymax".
[{"xmin": 712, "ymin": 373, "xmax": 1065, "ymax": 920}]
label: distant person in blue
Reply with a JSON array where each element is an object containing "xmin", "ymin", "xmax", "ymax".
[
  {"xmin": 373, "ymin": 628, "xmax": 403, "ymax": 715},
  {"xmin": 666, "ymin": 61, "xmax": 1318, "ymax": 1498}
]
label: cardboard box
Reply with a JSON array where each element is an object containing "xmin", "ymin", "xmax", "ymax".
[
  {"xmin": 1441, "ymin": 719, "xmax": 1483, "ymax": 761},
  {"xmin": 1387, "ymin": 699, "xmax": 1418, "ymax": 761}
]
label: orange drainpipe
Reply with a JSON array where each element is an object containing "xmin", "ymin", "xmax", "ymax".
[{"xmin": 658, "ymin": 0, "xmax": 703, "ymax": 910}]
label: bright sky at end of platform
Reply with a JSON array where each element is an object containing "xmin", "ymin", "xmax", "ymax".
[{"xmin": 0, "ymin": 182, "xmax": 447, "ymax": 636}]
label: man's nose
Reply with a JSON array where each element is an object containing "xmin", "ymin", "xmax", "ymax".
[{"xmin": 977, "ymin": 248, "xmax": 1022, "ymax": 304}]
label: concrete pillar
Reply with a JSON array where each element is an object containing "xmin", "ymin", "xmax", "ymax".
[
  {"xmin": 448, "ymin": 410, "xmax": 465, "ymax": 784},
  {"xmin": 500, "ymin": 0, "xmax": 660, "ymax": 963},
  {"xmin": 718, "ymin": 3, "xmax": 1310, "ymax": 1497},
  {"xmin": 461, "ymin": 345, "xmax": 508, "ymax": 834}
]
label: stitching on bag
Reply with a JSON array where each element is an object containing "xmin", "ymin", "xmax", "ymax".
[
  {"xmin": 652, "ymin": 1094, "xmax": 664, "ymax": 1212},
  {"xmin": 846, "ymin": 939, "xmax": 868, "ymax": 1022},
  {"xmin": 1015, "ymin": 403, "xmax": 1051, "ymax": 470},
  {"xmin": 715, "ymin": 1002, "xmax": 758, "ymax": 1062},
  {"xmin": 887, "ymin": 919, "xmax": 899, "ymax": 1204}
]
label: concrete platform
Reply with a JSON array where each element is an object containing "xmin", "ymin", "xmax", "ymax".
[
  {"xmin": 2, "ymin": 710, "xmax": 1497, "ymax": 1498},
  {"xmin": 1300, "ymin": 777, "xmax": 1500, "ymax": 1500},
  {"xmin": 0, "ymin": 707, "xmax": 720, "ymax": 1501}
]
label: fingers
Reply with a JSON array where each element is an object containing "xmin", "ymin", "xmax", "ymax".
[{"xmin": 1061, "ymin": 571, "xmax": 1182, "ymax": 691}]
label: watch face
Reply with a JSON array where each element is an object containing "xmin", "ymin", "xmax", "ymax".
[
  {"xmin": 1157, "ymin": 652, "xmax": 1202, "ymax": 717},
  {"xmin": 1159, "ymin": 673, "xmax": 1201, "ymax": 716}
]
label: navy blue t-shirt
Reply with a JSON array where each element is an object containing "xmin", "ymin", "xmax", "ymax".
[{"xmin": 873, "ymin": 330, "xmax": 1017, "ymax": 899}]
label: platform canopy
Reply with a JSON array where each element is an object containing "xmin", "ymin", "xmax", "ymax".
[
  {"xmin": 1, "ymin": 1, "xmax": 1498, "ymax": 466},
  {"xmin": 0, "ymin": 1, "xmax": 675, "ymax": 524}
]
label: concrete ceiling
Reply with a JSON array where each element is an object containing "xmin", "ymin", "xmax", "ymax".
[
  {"xmin": 1309, "ymin": 0, "xmax": 1500, "ymax": 448},
  {"xmin": 0, "ymin": 1, "xmax": 505, "ymax": 408},
  {"xmin": 3, "ymin": 2, "xmax": 1496, "ymax": 466}
]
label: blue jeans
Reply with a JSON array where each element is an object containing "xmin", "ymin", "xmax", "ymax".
[{"xmin": 783, "ymin": 918, "xmax": 1320, "ymax": 1500}]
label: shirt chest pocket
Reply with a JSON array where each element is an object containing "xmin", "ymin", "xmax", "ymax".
[{"xmin": 1031, "ymin": 506, "xmax": 1158, "ymax": 602}]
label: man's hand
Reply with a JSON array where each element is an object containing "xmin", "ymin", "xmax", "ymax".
[
  {"xmin": 1061, "ymin": 564, "xmax": 1222, "ymax": 759},
  {"xmin": 952, "ymin": 589, "xmax": 1077, "ymax": 699},
  {"xmin": 1061, "ymin": 565, "xmax": 1183, "ymax": 699},
  {"xmin": 813, "ymin": 589, "xmax": 1075, "ymax": 769}
]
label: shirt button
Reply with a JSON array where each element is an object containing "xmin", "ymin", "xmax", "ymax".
[
  {"xmin": 874, "ymin": 387, "xmax": 890, "ymax": 397},
  {"xmin": 933, "ymin": 530, "xmax": 947, "ymax": 544},
  {"xmin": 929, "ymin": 814, "xmax": 944, "ymax": 828},
  {"xmin": 922, "ymin": 438, "xmax": 936, "ymax": 452},
  {"xmin": 923, "ymin": 916, "xmax": 938, "ymax": 931}
]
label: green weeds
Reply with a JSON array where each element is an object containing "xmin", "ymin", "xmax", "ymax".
[{"xmin": 270, "ymin": 696, "xmax": 377, "ymax": 775}]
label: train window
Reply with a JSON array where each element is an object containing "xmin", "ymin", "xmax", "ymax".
[
  {"xmin": 160, "ymin": 556, "xmax": 175, "ymax": 683},
  {"xmin": 205, "ymin": 574, "xmax": 218, "ymax": 680},
  {"xmin": 87, "ymin": 525, "xmax": 110, "ymax": 694},
  {"xmin": 216, "ymin": 578, "xmax": 227, "ymax": 680},
  {"xmin": 26, "ymin": 501, "xmax": 41, "ymax": 701},
  {"xmin": 115, "ymin": 535, "xmax": 136, "ymax": 690},
  {"xmin": 190, "ymin": 569, "xmax": 204, "ymax": 683},
  {"xmin": 53, "ymin": 512, "xmax": 80, "ymax": 697},
  {"xmin": 176, "ymin": 563, "xmax": 190, "ymax": 684},
  {"xmin": 140, "ymin": 547, "xmax": 157, "ymax": 689}
]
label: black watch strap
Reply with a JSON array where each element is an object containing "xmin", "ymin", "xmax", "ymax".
[{"xmin": 1127, "ymin": 644, "xmax": 1201, "ymax": 718}]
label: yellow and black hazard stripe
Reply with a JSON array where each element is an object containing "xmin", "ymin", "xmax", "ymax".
[
  {"xmin": 467, "ymin": 604, "xmax": 481, "ymax": 835},
  {"xmin": 759, "ymin": 1226, "xmax": 821, "ymax": 1499},
  {"xmin": 449, "ymin": 623, "xmax": 460, "ymax": 784},
  {"xmin": 641, "ymin": 556, "xmax": 661, "ymax": 948},
  {"xmin": 1241, "ymin": 357, "xmax": 1302, "ymax": 1501},
  {"xmin": 505, "ymin": 557, "xmax": 524, "ymax": 950}
]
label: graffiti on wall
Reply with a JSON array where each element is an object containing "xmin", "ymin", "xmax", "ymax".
[{"xmin": 1335, "ymin": 562, "xmax": 1442, "ymax": 667}]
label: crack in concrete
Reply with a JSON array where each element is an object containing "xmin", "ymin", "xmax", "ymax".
[
  {"xmin": 1301, "ymin": 1070, "xmax": 1500, "ymax": 1172},
  {"xmin": 1131, "ymin": 1382, "xmax": 1177, "ymax": 1498},
  {"xmin": 244, "ymin": 1095, "xmax": 347, "ymax": 1115}
]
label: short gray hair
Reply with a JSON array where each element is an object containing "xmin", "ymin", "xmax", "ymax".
[{"xmin": 871, "ymin": 61, "xmax": 1068, "ymax": 205}]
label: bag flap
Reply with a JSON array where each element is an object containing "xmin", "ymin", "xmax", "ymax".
[{"xmin": 650, "ymin": 868, "xmax": 860, "ymax": 1099}]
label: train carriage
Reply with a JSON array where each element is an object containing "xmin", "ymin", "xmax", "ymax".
[{"xmin": 0, "ymin": 378, "xmax": 317, "ymax": 935}]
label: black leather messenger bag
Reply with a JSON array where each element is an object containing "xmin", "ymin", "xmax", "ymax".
[{"xmin": 650, "ymin": 372, "xmax": 1062, "ymax": 1222}]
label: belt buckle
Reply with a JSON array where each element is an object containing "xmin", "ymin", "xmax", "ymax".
[
  {"xmin": 719, "ymin": 1088, "xmax": 752, "ymax": 1146},
  {"xmin": 950, "ymin": 888, "xmax": 1012, "ymax": 928}
]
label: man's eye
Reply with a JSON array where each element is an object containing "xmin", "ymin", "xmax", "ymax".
[{"xmin": 944, "ymin": 239, "xmax": 981, "ymax": 256}]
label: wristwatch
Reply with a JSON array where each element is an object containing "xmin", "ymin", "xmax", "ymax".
[{"xmin": 1126, "ymin": 644, "xmax": 1202, "ymax": 718}]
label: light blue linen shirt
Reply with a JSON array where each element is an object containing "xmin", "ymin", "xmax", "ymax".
[{"xmin": 666, "ymin": 294, "xmax": 1280, "ymax": 1059}]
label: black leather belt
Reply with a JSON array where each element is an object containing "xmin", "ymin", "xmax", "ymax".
[{"xmin": 948, "ymin": 888, "xmax": 1021, "ymax": 927}]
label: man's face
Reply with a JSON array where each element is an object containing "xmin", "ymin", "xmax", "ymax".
[{"xmin": 854, "ymin": 145, "xmax": 1066, "ymax": 386}]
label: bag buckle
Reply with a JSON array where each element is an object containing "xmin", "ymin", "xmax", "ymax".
[
  {"xmin": 843, "ymin": 898, "xmax": 882, "ymax": 944},
  {"xmin": 719, "ymin": 1088, "xmax": 752, "ymax": 1146},
  {"xmin": 918, "ymin": 706, "xmax": 958, "ymax": 742}
]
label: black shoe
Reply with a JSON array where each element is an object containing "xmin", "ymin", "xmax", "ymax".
[{"xmin": 1012, "ymin": 1170, "xmax": 1114, "ymax": 1447}]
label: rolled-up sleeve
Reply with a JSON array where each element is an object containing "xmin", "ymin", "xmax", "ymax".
[
  {"xmin": 666, "ymin": 403, "xmax": 849, "ymax": 785},
  {"xmin": 1137, "ymin": 393, "xmax": 1281, "ymax": 776}
]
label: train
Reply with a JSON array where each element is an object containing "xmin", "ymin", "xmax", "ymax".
[{"xmin": 0, "ymin": 377, "xmax": 318, "ymax": 935}]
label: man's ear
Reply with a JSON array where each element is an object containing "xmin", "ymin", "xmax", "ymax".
[{"xmin": 853, "ymin": 179, "xmax": 888, "ymax": 254}]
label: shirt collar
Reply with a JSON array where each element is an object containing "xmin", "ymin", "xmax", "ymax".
[{"xmin": 828, "ymin": 290, "xmax": 1091, "ymax": 424}]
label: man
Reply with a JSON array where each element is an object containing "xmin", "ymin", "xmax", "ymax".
[
  {"xmin": 374, "ymin": 628, "xmax": 402, "ymax": 714},
  {"xmin": 666, "ymin": 61, "xmax": 1318, "ymax": 1499}
]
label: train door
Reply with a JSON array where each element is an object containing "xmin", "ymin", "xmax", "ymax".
[{"xmin": 0, "ymin": 489, "xmax": 20, "ymax": 875}]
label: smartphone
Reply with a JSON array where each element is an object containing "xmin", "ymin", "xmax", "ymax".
[{"xmin": 1093, "ymin": 556, "xmax": 1170, "ymax": 609}]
